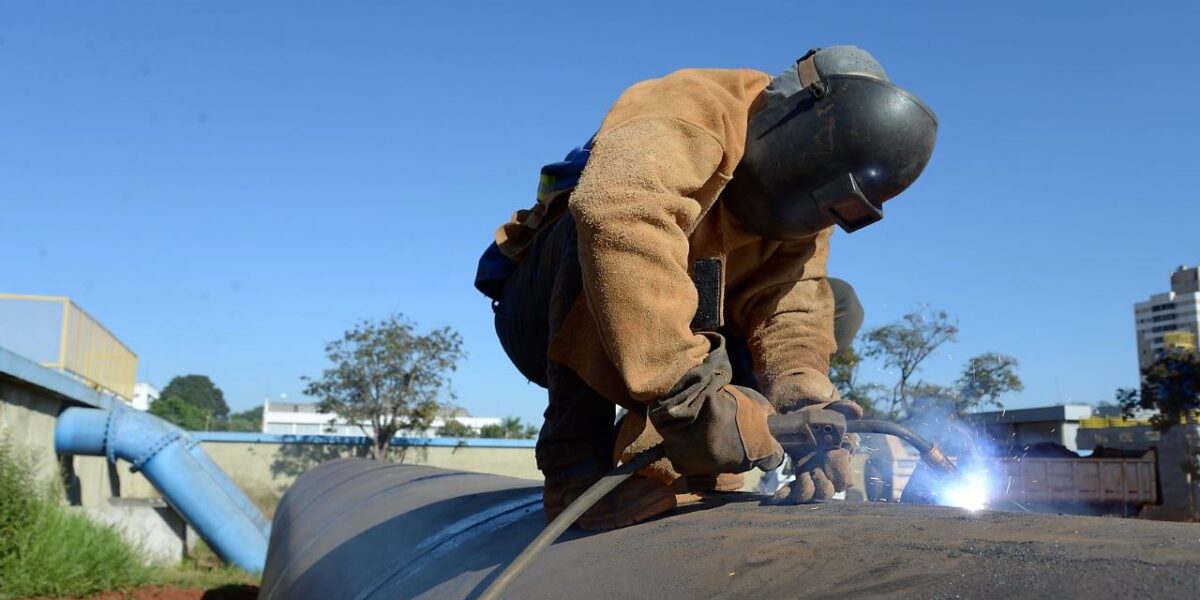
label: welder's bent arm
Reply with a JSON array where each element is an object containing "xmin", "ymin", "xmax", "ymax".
[
  {"xmin": 727, "ymin": 233, "xmax": 841, "ymax": 413},
  {"xmin": 569, "ymin": 117, "xmax": 725, "ymax": 402}
]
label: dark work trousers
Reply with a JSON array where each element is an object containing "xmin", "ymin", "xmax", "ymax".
[{"xmin": 493, "ymin": 214, "xmax": 864, "ymax": 481}]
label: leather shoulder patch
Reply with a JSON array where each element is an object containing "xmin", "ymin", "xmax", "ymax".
[{"xmin": 690, "ymin": 257, "xmax": 724, "ymax": 332}]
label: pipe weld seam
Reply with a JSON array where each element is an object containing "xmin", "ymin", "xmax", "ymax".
[
  {"xmin": 130, "ymin": 430, "xmax": 184, "ymax": 472},
  {"xmin": 104, "ymin": 406, "xmax": 119, "ymax": 464}
]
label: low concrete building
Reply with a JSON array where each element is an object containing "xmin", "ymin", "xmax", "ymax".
[
  {"xmin": 966, "ymin": 404, "xmax": 1094, "ymax": 452},
  {"xmin": 262, "ymin": 399, "xmax": 502, "ymax": 437},
  {"xmin": 131, "ymin": 382, "xmax": 158, "ymax": 411}
]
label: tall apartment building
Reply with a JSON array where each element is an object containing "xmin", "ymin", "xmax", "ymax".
[{"xmin": 1134, "ymin": 265, "xmax": 1200, "ymax": 370}]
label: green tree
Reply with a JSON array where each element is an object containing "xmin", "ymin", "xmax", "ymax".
[
  {"xmin": 148, "ymin": 396, "xmax": 209, "ymax": 431},
  {"xmin": 861, "ymin": 308, "xmax": 959, "ymax": 418},
  {"xmin": 1117, "ymin": 349, "xmax": 1200, "ymax": 431},
  {"xmin": 221, "ymin": 406, "xmax": 263, "ymax": 432},
  {"xmin": 955, "ymin": 353, "xmax": 1023, "ymax": 413},
  {"xmin": 436, "ymin": 418, "xmax": 477, "ymax": 438},
  {"xmin": 302, "ymin": 314, "xmax": 466, "ymax": 460},
  {"xmin": 479, "ymin": 416, "xmax": 539, "ymax": 439},
  {"xmin": 159, "ymin": 375, "xmax": 229, "ymax": 421},
  {"xmin": 907, "ymin": 381, "xmax": 961, "ymax": 416}
]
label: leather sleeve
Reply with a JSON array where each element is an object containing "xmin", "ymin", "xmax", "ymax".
[
  {"xmin": 568, "ymin": 69, "xmax": 768, "ymax": 402},
  {"xmin": 726, "ymin": 230, "xmax": 840, "ymax": 413}
]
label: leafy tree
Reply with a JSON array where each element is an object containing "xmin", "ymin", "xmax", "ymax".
[
  {"xmin": 302, "ymin": 314, "xmax": 466, "ymax": 460},
  {"xmin": 1116, "ymin": 349, "xmax": 1200, "ymax": 431},
  {"xmin": 436, "ymin": 418, "xmax": 477, "ymax": 438},
  {"xmin": 148, "ymin": 396, "xmax": 210, "ymax": 431},
  {"xmin": 221, "ymin": 406, "xmax": 263, "ymax": 432},
  {"xmin": 159, "ymin": 375, "xmax": 229, "ymax": 421},
  {"xmin": 829, "ymin": 346, "xmax": 885, "ymax": 417},
  {"xmin": 861, "ymin": 308, "xmax": 958, "ymax": 418},
  {"xmin": 906, "ymin": 382, "xmax": 961, "ymax": 415},
  {"xmin": 479, "ymin": 416, "xmax": 539, "ymax": 439},
  {"xmin": 954, "ymin": 353, "xmax": 1023, "ymax": 413}
]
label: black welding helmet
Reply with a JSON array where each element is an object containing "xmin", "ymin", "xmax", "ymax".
[{"xmin": 723, "ymin": 46, "xmax": 938, "ymax": 240}]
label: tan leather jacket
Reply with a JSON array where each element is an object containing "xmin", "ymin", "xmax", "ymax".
[{"xmin": 495, "ymin": 68, "xmax": 838, "ymax": 414}]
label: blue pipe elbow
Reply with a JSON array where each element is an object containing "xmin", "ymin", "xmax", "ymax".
[{"xmin": 55, "ymin": 404, "xmax": 269, "ymax": 572}]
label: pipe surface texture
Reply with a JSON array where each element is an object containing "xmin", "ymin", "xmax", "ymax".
[
  {"xmin": 258, "ymin": 460, "xmax": 1200, "ymax": 600},
  {"xmin": 55, "ymin": 404, "xmax": 269, "ymax": 572}
]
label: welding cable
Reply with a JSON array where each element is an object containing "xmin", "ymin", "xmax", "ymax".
[
  {"xmin": 848, "ymin": 419, "xmax": 958, "ymax": 476},
  {"xmin": 478, "ymin": 444, "xmax": 668, "ymax": 600}
]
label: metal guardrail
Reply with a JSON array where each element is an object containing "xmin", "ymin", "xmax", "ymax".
[{"xmin": 0, "ymin": 294, "xmax": 137, "ymax": 400}]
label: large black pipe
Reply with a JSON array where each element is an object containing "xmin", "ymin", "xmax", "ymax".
[{"xmin": 258, "ymin": 459, "xmax": 1200, "ymax": 600}]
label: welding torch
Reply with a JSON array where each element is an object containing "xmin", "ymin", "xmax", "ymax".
[{"xmin": 768, "ymin": 409, "xmax": 959, "ymax": 477}]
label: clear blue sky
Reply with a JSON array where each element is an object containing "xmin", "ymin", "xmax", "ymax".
[{"xmin": 2, "ymin": 1, "xmax": 1198, "ymax": 424}]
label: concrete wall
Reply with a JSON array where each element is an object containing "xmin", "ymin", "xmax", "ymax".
[
  {"xmin": 67, "ymin": 500, "xmax": 194, "ymax": 564},
  {"xmin": 119, "ymin": 435, "xmax": 547, "ymax": 508},
  {"xmin": 0, "ymin": 357, "xmax": 148, "ymax": 508}
]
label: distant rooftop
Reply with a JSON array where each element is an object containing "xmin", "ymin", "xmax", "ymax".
[
  {"xmin": 265, "ymin": 401, "xmax": 321, "ymax": 413},
  {"xmin": 966, "ymin": 404, "xmax": 1094, "ymax": 425}
]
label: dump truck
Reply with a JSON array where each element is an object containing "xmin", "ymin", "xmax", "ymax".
[{"xmin": 861, "ymin": 433, "xmax": 1159, "ymax": 514}]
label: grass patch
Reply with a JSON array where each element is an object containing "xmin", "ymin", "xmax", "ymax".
[
  {"xmin": 151, "ymin": 559, "xmax": 256, "ymax": 592},
  {"xmin": 0, "ymin": 436, "xmax": 263, "ymax": 598},
  {"xmin": 0, "ymin": 437, "xmax": 155, "ymax": 600}
]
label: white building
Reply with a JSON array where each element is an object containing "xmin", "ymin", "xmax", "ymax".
[
  {"xmin": 1134, "ymin": 265, "xmax": 1200, "ymax": 371},
  {"xmin": 966, "ymin": 404, "xmax": 1094, "ymax": 452},
  {"xmin": 131, "ymin": 382, "xmax": 159, "ymax": 411},
  {"xmin": 261, "ymin": 399, "xmax": 503, "ymax": 437}
]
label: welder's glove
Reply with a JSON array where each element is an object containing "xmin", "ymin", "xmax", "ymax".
[
  {"xmin": 772, "ymin": 402, "xmax": 862, "ymax": 504},
  {"xmin": 648, "ymin": 334, "xmax": 786, "ymax": 476}
]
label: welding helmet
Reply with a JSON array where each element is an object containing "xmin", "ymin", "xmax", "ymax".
[{"xmin": 723, "ymin": 46, "xmax": 938, "ymax": 240}]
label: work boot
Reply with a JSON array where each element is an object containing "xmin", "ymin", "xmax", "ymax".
[
  {"xmin": 685, "ymin": 472, "xmax": 746, "ymax": 493},
  {"xmin": 543, "ymin": 474, "xmax": 677, "ymax": 531}
]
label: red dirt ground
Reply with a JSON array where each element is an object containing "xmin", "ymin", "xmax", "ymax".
[{"xmin": 29, "ymin": 584, "xmax": 258, "ymax": 600}]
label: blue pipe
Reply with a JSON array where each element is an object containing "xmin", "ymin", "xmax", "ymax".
[{"xmin": 55, "ymin": 403, "xmax": 269, "ymax": 572}]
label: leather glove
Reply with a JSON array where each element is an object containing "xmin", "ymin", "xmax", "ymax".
[
  {"xmin": 648, "ymin": 333, "xmax": 785, "ymax": 476},
  {"xmin": 773, "ymin": 400, "xmax": 862, "ymax": 504}
]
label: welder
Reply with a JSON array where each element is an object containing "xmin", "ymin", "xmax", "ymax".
[{"xmin": 475, "ymin": 46, "xmax": 937, "ymax": 530}]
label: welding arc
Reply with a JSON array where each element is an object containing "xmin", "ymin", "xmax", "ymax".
[
  {"xmin": 479, "ymin": 420, "xmax": 950, "ymax": 599},
  {"xmin": 478, "ymin": 444, "xmax": 668, "ymax": 600}
]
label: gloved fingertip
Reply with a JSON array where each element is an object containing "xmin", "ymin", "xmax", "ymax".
[
  {"xmin": 770, "ymin": 484, "xmax": 792, "ymax": 505},
  {"xmin": 790, "ymin": 472, "xmax": 816, "ymax": 504},
  {"xmin": 826, "ymin": 449, "xmax": 853, "ymax": 491},
  {"xmin": 812, "ymin": 473, "xmax": 835, "ymax": 501}
]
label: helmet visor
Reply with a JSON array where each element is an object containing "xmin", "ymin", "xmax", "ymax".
[{"xmin": 812, "ymin": 172, "xmax": 884, "ymax": 233}]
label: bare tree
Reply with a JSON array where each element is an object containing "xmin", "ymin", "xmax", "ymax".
[
  {"xmin": 829, "ymin": 346, "xmax": 886, "ymax": 418},
  {"xmin": 303, "ymin": 315, "xmax": 466, "ymax": 460},
  {"xmin": 861, "ymin": 308, "xmax": 959, "ymax": 418}
]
